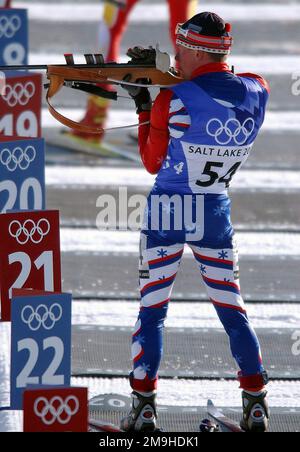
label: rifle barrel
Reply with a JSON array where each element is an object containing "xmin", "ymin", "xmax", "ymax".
[
  {"xmin": 0, "ymin": 63, "xmax": 156, "ymax": 71},
  {"xmin": 0, "ymin": 65, "xmax": 48, "ymax": 71}
]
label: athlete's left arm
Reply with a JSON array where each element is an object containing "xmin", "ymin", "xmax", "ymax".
[
  {"xmin": 138, "ymin": 89, "xmax": 173, "ymax": 175},
  {"xmin": 237, "ymin": 73, "xmax": 270, "ymax": 94}
]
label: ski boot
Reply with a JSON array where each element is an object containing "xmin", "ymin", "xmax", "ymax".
[
  {"xmin": 200, "ymin": 418, "xmax": 220, "ymax": 433},
  {"xmin": 240, "ymin": 390, "xmax": 270, "ymax": 432},
  {"xmin": 120, "ymin": 391, "xmax": 157, "ymax": 432}
]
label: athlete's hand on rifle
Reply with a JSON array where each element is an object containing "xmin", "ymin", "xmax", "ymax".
[
  {"xmin": 124, "ymin": 46, "xmax": 154, "ymax": 113},
  {"xmin": 122, "ymin": 74, "xmax": 152, "ymax": 114}
]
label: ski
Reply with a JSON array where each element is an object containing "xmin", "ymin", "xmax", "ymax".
[
  {"xmin": 89, "ymin": 419, "xmax": 123, "ymax": 432},
  {"xmin": 88, "ymin": 419, "xmax": 164, "ymax": 433},
  {"xmin": 89, "ymin": 394, "xmax": 247, "ymax": 433},
  {"xmin": 207, "ymin": 400, "xmax": 244, "ymax": 433},
  {"xmin": 44, "ymin": 129, "xmax": 140, "ymax": 161}
]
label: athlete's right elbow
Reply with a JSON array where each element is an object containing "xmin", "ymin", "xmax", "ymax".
[
  {"xmin": 146, "ymin": 166, "xmax": 159, "ymax": 175},
  {"xmin": 142, "ymin": 156, "xmax": 159, "ymax": 174}
]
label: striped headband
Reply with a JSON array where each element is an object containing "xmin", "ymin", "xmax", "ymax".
[{"xmin": 176, "ymin": 23, "xmax": 233, "ymax": 55}]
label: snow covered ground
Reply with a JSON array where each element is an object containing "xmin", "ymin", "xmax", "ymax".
[
  {"xmin": 46, "ymin": 166, "xmax": 300, "ymax": 191},
  {"xmin": 58, "ymin": 229, "xmax": 300, "ymax": 257},
  {"xmin": 41, "ymin": 108, "xmax": 300, "ymax": 130},
  {"xmin": 15, "ymin": 2, "xmax": 300, "ymax": 23},
  {"xmin": 2, "ymin": 378, "xmax": 300, "ymax": 432},
  {"xmin": 71, "ymin": 301, "xmax": 300, "ymax": 330},
  {"xmin": 1, "ymin": 307, "xmax": 300, "ymax": 432}
]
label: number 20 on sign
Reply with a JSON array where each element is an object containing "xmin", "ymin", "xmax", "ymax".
[
  {"xmin": 0, "ymin": 210, "xmax": 62, "ymax": 321},
  {"xmin": 0, "ymin": 138, "xmax": 45, "ymax": 214}
]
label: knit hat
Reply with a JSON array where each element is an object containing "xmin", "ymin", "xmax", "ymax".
[{"xmin": 176, "ymin": 12, "xmax": 233, "ymax": 54}]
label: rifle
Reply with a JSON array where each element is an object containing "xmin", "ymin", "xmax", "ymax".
[{"xmin": 0, "ymin": 46, "xmax": 183, "ymax": 134}]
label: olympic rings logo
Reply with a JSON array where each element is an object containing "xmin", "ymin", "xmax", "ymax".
[
  {"xmin": 9, "ymin": 218, "xmax": 50, "ymax": 245},
  {"xmin": 21, "ymin": 304, "xmax": 62, "ymax": 331},
  {"xmin": 2, "ymin": 82, "xmax": 35, "ymax": 107},
  {"xmin": 34, "ymin": 396, "xmax": 79, "ymax": 425},
  {"xmin": 206, "ymin": 117, "xmax": 255, "ymax": 145},
  {"xmin": 0, "ymin": 146, "xmax": 36, "ymax": 172},
  {"xmin": 0, "ymin": 15, "xmax": 21, "ymax": 39}
]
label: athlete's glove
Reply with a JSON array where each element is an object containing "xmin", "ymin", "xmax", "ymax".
[
  {"xmin": 127, "ymin": 46, "xmax": 156, "ymax": 65},
  {"xmin": 122, "ymin": 74, "xmax": 152, "ymax": 114}
]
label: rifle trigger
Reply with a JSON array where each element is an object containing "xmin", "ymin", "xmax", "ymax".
[{"xmin": 64, "ymin": 81, "xmax": 74, "ymax": 88}]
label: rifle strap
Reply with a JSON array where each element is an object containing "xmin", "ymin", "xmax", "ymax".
[
  {"xmin": 46, "ymin": 91, "xmax": 150, "ymax": 134},
  {"xmin": 46, "ymin": 91, "xmax": 105, "ymax": 134}
]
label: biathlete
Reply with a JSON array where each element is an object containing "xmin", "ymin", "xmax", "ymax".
[{"xmin": 121, "ymin": 11, "xmax": 270, "ymax": 433}]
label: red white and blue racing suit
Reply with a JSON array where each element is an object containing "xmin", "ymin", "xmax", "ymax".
[{"xmin": 131, "ymin": 62, "xmax": 270, "ymax": 393}]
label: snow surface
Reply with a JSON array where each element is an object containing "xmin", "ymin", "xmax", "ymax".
[
  {"xmin": 71, "ymin": 301, "xmax": 300, "ymax": 330},
  {"xmin": 46, "ymin": 166, "xmax": 300, "ymax": 191},
  {"xmin": 1, "ymin": 307, "xmax": 300, "ymax": 432},
  {"xmin": 15, "ymin": 2, "xmax": 300, "ymax": 23},
  {"xmin": 59, "ymin": 229, "xmax": 300, "ymax": 256},
  {"xmin": 2, "ymin": 377, "xmax": 300, "ymax": 432},
  {"xmin": 42, "ymin": 108, "xmax": 300, "ymax": 130}
]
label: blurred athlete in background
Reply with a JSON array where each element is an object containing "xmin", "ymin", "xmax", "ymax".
[
  {"xmin": 69, "ymin": 0, "xmax": 198, "ymax": 144},
  {"xmin": 0, "ymin": 1, "xmax": 12, "ymax": 8}
]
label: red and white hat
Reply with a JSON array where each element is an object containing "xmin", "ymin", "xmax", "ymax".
[{"xmin": 176, "ymin": 12, "xmax": 233, "ymax": 55}]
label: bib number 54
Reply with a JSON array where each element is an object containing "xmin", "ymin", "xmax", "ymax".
[{"xmin": 196, "ymin": 161, "xmax": 241, "ymax": 188}]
